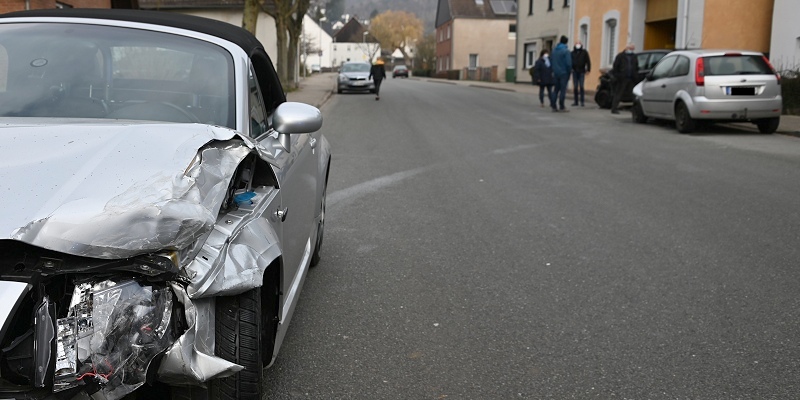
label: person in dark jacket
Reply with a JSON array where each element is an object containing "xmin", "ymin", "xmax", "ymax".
[
  {"xmin": 531, "ymin": 49, "xmax": 555, "ymax": 108},
  {"xmin": 571, "ymin": 41, "xmax": 591, "ymax": 107},
  {"xmin": 369, "ymin": 59, "xmax": 387, "ymax": 100},
  {"xmin": 549, "ymin": 35, "xmax": 573, "ymax": 112},
  {"xmin": 610, "ymin": 43, "xmax": 638, "ymax": 114}
]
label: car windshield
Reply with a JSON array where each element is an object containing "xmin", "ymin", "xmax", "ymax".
[
  {"xmin": 704, "ymin": 55, "xmax": 773, "ymax": 76},
  {"xmin": 342, "ymin": 63, "xmax": 370, "ymax": 73},
  {"xmin": 0, "ymin": 22, "xmax": 235, "ymax": 127}
]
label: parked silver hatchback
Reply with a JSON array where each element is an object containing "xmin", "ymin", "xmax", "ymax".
[{"xmin": 632, "ymin": 50, "xmax": 782, "ymax": 133}]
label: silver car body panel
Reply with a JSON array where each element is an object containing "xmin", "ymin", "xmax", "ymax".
[
  {"xmin": 0, "ymin": 120, "xmax": 246, "ymax": 259},
  {"xmin": 0, "ymin": 14, "xmax": 329, "ymax": 391}
]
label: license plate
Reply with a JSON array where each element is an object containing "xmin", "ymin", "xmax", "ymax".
[
  {"xmin": 727, "ymin": 86, "xmax": 756, "ymax": 96},
  {"xmin": 353, "ymin": 81, "xmax": 366, "ymax": 86}
]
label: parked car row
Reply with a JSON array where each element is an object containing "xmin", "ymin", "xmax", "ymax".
[
  {"xmin": 597, "ymin": 48, "xmax": 782, "ymax": 134},
  {"xmin": 631, "ymin": 49, "xmax": 782, "ymax": 134}
]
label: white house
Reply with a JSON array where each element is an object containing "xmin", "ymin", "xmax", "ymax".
[
  {"xmin": 330, "ymin": 18, "xmax": 380, "ymax": 66},
  {"xmin": 301, "ymin": 14, "xmax": 333, "ymax": 69},
  {"xmin": 770, "ymin": 0, "xmax": 800, "ymax": 72}
]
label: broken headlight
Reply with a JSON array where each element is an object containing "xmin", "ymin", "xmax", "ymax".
[{"xmin": 53, "ymin": 279, "xmax": 173, "ymax": 399}]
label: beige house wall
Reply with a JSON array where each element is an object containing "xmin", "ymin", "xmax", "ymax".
[
  {"xmin": 573, "ymin": 0, "xmax": 631, "ymax": 91},
  {"xmin": 701, "ymin": 0, "xmax": 773, "ymax": 53},
  {"xmin": 516, "ymin": 0, "xmax": 572, "ymax": 83},
  {"xmin": 452, "ymin": 18, "xmax": 516, "ymax": 81}
]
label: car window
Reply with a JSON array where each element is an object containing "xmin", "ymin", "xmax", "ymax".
[
  {"xmin": 0, "ymin": 22, "xmax": 235, "ymax": 127},
  {"xmin": 647, "ymin": 52, "xmax": 667, "ymax": 69},
  {"xmin": 248, "ymin": 65, "xmax": 269, "ymax": 138},
  {"xmin": 670, "ymin": 56, "xmax": 690, "ymax": 77},
  {"xmin": 704, "ymin": 55, "xmax": 773, "ymax": 76},
  {"xmin": 650, "ymin": 55, "xmax": 677, "ymax": 80},
  {"xmin": 342, "ymin": 63, "xmax": 370, "ymax": 73},
  {"xmin": 637, "ymin": 53, "xmax": 651, "ymax": 70}
]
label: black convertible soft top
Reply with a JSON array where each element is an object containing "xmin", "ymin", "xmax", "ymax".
[{"xmin": 0, "ymin": 8, "xmax": 263, "ymax": 56}]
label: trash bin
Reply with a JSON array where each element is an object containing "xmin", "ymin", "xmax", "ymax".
[{"xmin": 505, "ymin": 67, "xmax": 515, "ymax": 82}]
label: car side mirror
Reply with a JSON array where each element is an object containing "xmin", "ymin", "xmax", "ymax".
[
  {"xmin": 645, "ymin": 72, "xmax": 655, "ymax": 81},
  {"xmin": 272, "ymin": 102, "xmax": 323, "ymax": 152}
]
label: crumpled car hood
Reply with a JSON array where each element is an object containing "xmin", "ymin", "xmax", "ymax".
[{"xmin": 0, "ymin": 119, "xmax": 252, "ymax": 259}]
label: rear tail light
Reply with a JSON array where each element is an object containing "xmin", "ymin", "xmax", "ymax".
[
  {"xmin": 762, "ymin": 55, "xmax": 781, "ymax": 85},
  {"xmin": 695, "ymin": 58, "xmax": 705, "ymax": 86}
]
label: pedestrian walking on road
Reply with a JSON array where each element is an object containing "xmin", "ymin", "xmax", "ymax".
[
  {"xmin": 571, "ymin": 41, "xmax": 591, "ymax": 107},
  {"xmin": 610, "ymin": 43, "xmax": 638, "ymax": 114},
  {"xmin": 369, "ymin": 59, "xmax": 387, "ymax": 100},
  {"xmin": 531, "ymin": 49, "xmax": 555, "ymax": 108},
  {"xmin": 550, "ymin": 35, "xmax": 573, "ymax": 112}
]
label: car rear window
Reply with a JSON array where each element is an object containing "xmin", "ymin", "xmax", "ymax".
[{"xmin": 704, "ymin": 55, "xmax": 772, "ymax": 76}]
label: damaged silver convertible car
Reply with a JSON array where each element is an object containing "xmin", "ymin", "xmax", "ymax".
[{"xmin": 0, "ymin": 9, "xmax": 330, "ymax": 400}]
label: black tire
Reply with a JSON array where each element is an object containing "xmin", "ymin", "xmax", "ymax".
[
  {"xmin": 595, "ymin": 89, "xmax": 611, "ymax": 109},
  {"xmin": 310, "ymin": 178, "xmax": 327, "ymax": 267},
  {"xmin": 211, "ymin": 288, "xmax": 264, "ymax": 400},
  {"xmin": 631, "ymin": 100, "xmax": 647, "ymax": 124},
  {"xmin": 337, "ymin": 88, "xmax": 343, "ymax": 94},
  {"xmin": 674, "ymin": 101, "xmax": 696, "ymax": 134},
  {"xmin": 756, "ymin": 117, "xmax": 780, "ymax": 134}
]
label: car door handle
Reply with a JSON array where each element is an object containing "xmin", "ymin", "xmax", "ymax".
[
  {"xmin": 661, "ymin": 84, "xmax": 667, "ymax": 88},
  {"xmin": 275, "ymin": 207, "xmax": 288, "ymax": 222},
  {"xmin": 310, "ymin": 137, "xmax": 317, "ymax": 149}
]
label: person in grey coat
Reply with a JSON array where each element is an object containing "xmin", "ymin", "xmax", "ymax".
[{"xmin": 549, "ymin": 35, "xmax": 573, "ymax": 112}]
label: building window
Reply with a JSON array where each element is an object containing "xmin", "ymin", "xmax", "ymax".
[
  {"xmin": 604, "ymin": 18, "xmax": 618, "ymax": 66},
  {"xmin": 548, "ymin": 0, "xmax": 553, "ymax": 11},
  {"xmin": 528, "ymin": 0, "xmax": 533, "ymax": 15},
  {"xmin": 563, "ymin": 0, "xmax": 569, "ymax": 7},
  {"xmin": 469, "ymin": 54, "xmax": 479, "ymax": 69},
  {"xmin": 525, "ymin": 42, "xmax": 538, "ymax": 69},
  {"xmin": 509, "ymin": 23, "xmax": 517, "ymax": 39},
  {"xmin": 579, "ymin": 23, "xmax": 589, "ymax": 48},
  {"xmin": 447, "ymin": 25, "xmax": 451, "ymax": 39},
  {"xmin": 507, "ymin": 55, "xmax": 515, "ymax": 68}
]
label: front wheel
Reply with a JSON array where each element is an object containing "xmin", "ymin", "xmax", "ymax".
[
  {"xmin": 311, "ymin": 179, "xmax": 327, "ymax": 267},
  {"xmin": 674, "ymin": 101, "xmax": 696, "ymax": 134},
  {"xmin": 631, "ymin": 100, "xmax": 647, "ymax": 124},
  {"xmin": 755, "ymin": 117, "xmax": 780, "ymax": 134},
  {"xmin": 595, "ymin": 89, "xmax": 611, "ymax": 109},
  {"xmin": 211, "ymin": 287, "xmax": 267, "ymax": 400}
]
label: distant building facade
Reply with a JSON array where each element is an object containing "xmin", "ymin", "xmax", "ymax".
[
  {"xmin": 515, "ymin": 0, "xmax": 572, "ymax": 83},
  {"xmin": 572, "ymin": 0, "xmax": 774, "ymax": 92},
  {"xmin": 331, "ymin": 18, "xmax": 380, "ymax": 65},
  {"xmin": 769, "ymin": 0, "xmax": 800, "ymax": 72},
  {"xmin": 435, "ymin": 0, "xmax": 517, "ymax": 82},
  {"xmin": 302, "ymin": 14, "xmax": 333, "ymax": 70}
]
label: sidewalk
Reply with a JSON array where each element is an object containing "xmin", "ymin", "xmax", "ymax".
[
  {"xmin": 285, "ymin": 72, "xmax": 336, "ymax": 109},
  {"xmin": 287, "ymin": 72, "xmax": 800, "ymax": 136}
]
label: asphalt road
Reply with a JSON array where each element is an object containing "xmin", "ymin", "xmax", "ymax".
[{"xmin": 263, "ymin": 78, "xmax": 800, "ymax": 399}]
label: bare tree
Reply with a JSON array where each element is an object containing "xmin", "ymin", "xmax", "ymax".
[{"xmin": 241, "ymin": 0, "xmax": 310, "ymax": 88}]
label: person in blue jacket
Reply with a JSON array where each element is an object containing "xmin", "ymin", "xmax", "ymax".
[
  {"xmin": 530, "ymin": 49, "xmax": 555, "ymax": 108},
  {"xmin": 549, "ymin": 35, "xmax": 573, "ymax": 112}
]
